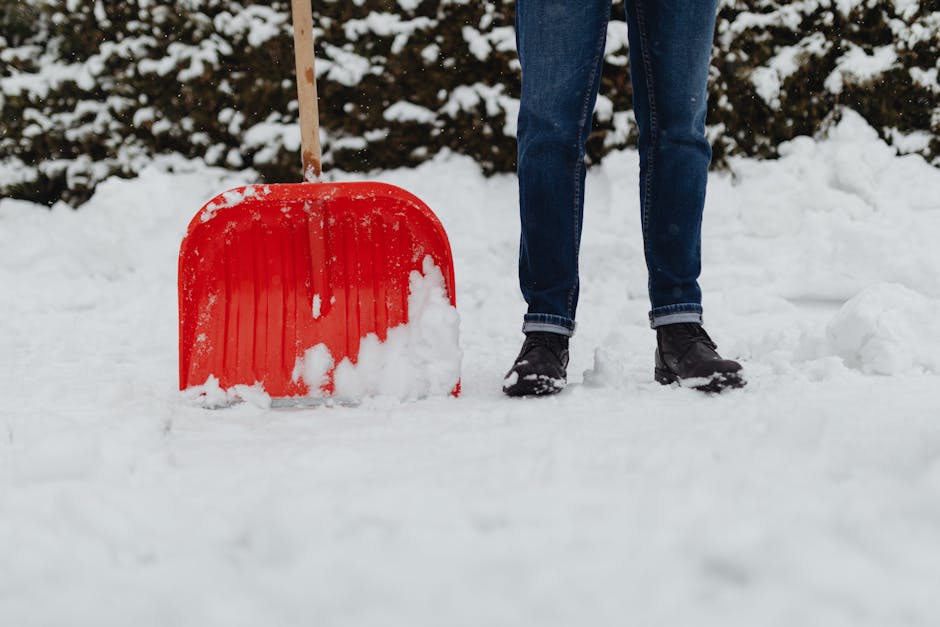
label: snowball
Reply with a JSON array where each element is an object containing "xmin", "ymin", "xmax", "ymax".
[
  {"xmin": 292, "ymin": 344, "xmax": 335, "ymax": 397},
  {"xmin": 825, "ymin": 283, "xmax": 940, "ymax": 375}
]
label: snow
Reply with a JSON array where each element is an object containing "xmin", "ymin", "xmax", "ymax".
[
  {"xmin": 242, "ymin": 119, "xmax": 303, "ymax": 167},
  {"xmin": 825, "ymin": 283, "xmax": 940, "ymax": 375},
  {"xmin": 825, "ymin": 44, "xmax": 899, "ymax": 94},
  {"xmin": 279, "ymin": 258, "xmax": 460, "ymax": 402},
  {"xmin": 909, "ymin": 66, "xmax": 939, "ymax": 93},
  {"xmin": 184, "ymin": 377, "xmax": 272, "ymax": 410},
  {"xmin": 462, "ymin": 25, "xmax": 492, "ymax": 62},
  {"xmin": 0, "ymin": 61, "xmax": 95, "ymax": 98},
  {"xmin": 720, "ymin": 3, "xmax": 807, "ymax": 43},
  {"xmin": 343, "ymin": 13, "xmax": 435, "ymax": 42},
  {"xmin": 383, "ymin": 101, "xmax": 438, "ymax": 125},
  {"xmin": 0, "ymin": 157, "xmax": 39, "ymax": 187},
  {"xmin": 330, "ymin": 257, "xmax": 461, "ymax": 400},
  {"xmin": 397, "ymin": 0, "xmax": 425, "ymax": 10},
  {"xmin": 892, "ymin": 0, "xmax": 921, "ymax": 20},
  {"xmin": 889, "ymin": 10, "xmax": 940, "ymax": 47},
  {"xmin": 441, "ymin": 83, "xmax": 519, "ymax": 137},
  {"xmin": 317, "ymin": 44, "xmax": 376, "ymax": 87},
  {"xmin": 292, "ymin": 345, "xmax": 335, "ymax": 398},
  {"xmin": 199, "ymin": 184, "xmax": 271, "ymax": 221},
  {"xmin": 2, "ymin": 112, "xmax": 940, "ymax": 625},
  {"xmin": 213, "ymin": 5, "xmax": 288, "ymax": 48},
  {"xmin": 605, "ymin": 20, "xmax": 629, "ymax": 58},
  {"xmin": 751, "ymin": 33, "xmax": 830, "ymax": 107},
  {"xmin": 420, "ymin": 43, "xmax": 440, "ymax": 64}
]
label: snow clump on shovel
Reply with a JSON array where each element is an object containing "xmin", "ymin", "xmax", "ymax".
[{"xmin": 292, "ymin": 256, "xmax": 461, "ymax": 401}]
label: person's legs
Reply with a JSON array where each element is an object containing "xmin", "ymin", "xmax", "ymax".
[
  {"xmin": 515, "ymin": 0, "xmax": 612, "ymax": 337},
  {"xmin": 505, "ymin": 0, "xmax": 610, "ymax": 396},
  {"xmin": 626, "ymin": 0, "xmax": 743, "ymax": 391},
  {"xmin": 624, "ymin": 0, "xmax": 717, "ymax": 328}
]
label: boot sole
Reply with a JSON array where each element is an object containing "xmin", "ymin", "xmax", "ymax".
[
  {"xmin": 503, "ymin": 374, "xmax": 566, "ymax": 397},
  {"xmin": 655, "ymin": 367, "xmax": 745, "ymax": 394}
]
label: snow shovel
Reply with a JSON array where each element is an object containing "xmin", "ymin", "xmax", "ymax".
[{"xmin": 178, "ymin": 0, "xmax": 458, "ymax": 403}]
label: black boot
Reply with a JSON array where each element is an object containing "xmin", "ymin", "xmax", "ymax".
[
  {"xmin": 502, "ymin": 332, "xmax": 569, "ymax": 397},
  {"xmin": 655, "ymin": 323, "xmax": 745, "ymax": 393}
]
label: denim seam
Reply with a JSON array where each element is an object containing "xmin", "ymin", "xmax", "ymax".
[
  {"xmin": 524, "ymin": 312, "xmax": 575, "ymax": 324},
  {"xmin": 634, "ymin": 0, "xmax": 658, "ymax": 302},
  {"xmin": 523, "ymin": 321, "xmax": 575, "ymax": 336},
  {"xmin": 650, "ymin": 311, "xmax": 703, "ymax": 329},
  {"xmin": 523, "ymin": 313, "xmax": 576, "ymax": 335},
  {"xmin": 650, "ymin": 303, "xmax": 704, "ymax": 315},
  {"xmin": 566, "ymin": 7, "xmax": 609, "ymax": 319}
]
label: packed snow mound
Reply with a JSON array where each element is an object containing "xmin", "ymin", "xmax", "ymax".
[
  {"xmin": 288, "ymin": 256, "xmax": 461, "ymax": 401},
  {"xmin": 709, "ymin": 110, "xmax": 940, "ymax": 303},
  {"xmin": 826, "ymin": 283, "xmax": 940, "ymax": 375}
]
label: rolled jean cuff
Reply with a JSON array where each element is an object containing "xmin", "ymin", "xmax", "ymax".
[
  {"xmin": 523, "ymin": 313, "xmax": 576, "ymax": 337},
  {"xmin": 649, "ymin": 304, "xmax": 703, "ymax": 329}
]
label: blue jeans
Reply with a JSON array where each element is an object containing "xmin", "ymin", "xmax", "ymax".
[{"xmin": 516, "ymin": 0, "xmax": 717, "ymax": 334}]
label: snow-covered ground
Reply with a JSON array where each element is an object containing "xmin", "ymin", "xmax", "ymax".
[{"xmin": 2, "ymin": 110, "xmax": 940, "ymax": 626}]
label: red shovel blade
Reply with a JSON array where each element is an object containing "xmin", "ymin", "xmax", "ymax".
[{"xmin": 178, "ymin": 181, "xmax": 457, "ymax": 399}]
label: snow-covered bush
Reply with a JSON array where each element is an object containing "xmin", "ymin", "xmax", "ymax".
[
  {"xmin": 2, "ymin": 0, "xmax": 939, "ymax": 207},
  {"xmin": 0, "ymin": 0, "xmax": 522, "ymax": 206},
  {"xmin": 710, "ymin": 0, "xmax": 940, "ymax": 164}
]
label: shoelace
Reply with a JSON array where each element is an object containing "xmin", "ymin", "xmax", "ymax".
[
  {"xmin": 689, "ymin": 324, "xmax": 718, "ymax": 350},
  {"xmin": 667, "ymin": 324, "xmax": 718, "ymax": 361},
  {"xmin": 522, "ymin": 333, "xmax": 567, "ymax": 360}
]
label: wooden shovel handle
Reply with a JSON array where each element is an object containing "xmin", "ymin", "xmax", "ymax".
[{"xmin": 290, "ymin": 0, "xmax": 322, "ymax": 182}]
